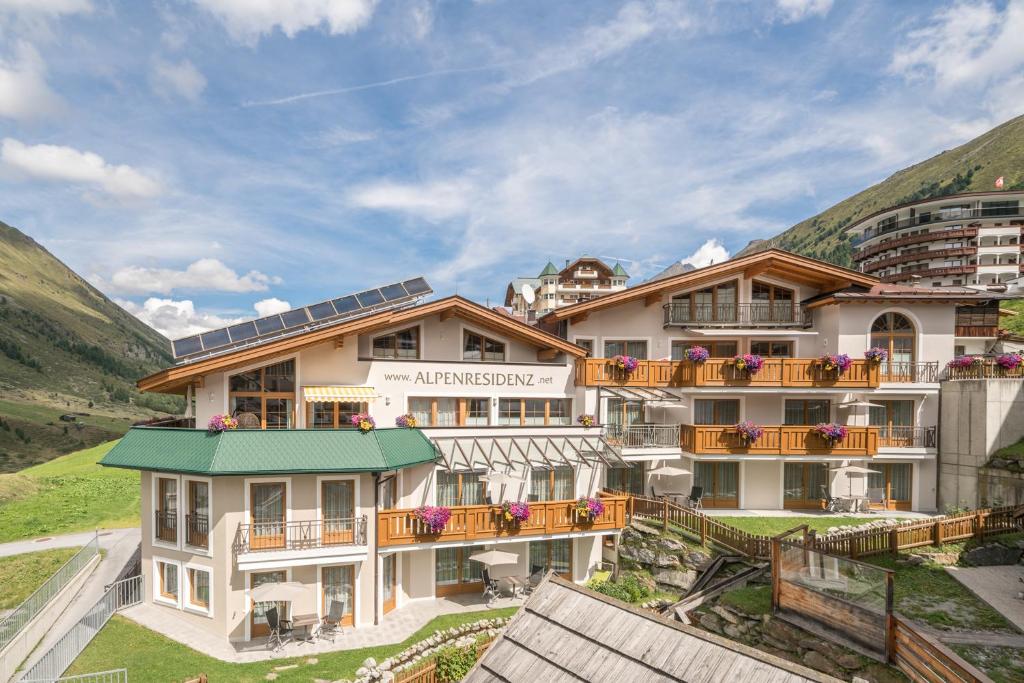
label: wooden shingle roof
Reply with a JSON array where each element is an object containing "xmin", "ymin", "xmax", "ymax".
[{"xmin": 466, "ymin": 574, "xmax": 841, "ymax": 683}]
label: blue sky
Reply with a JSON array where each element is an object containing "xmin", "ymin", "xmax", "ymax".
[{"xmin": 1, "ymin": 0, "xmax": 1023, "ymax": 339}]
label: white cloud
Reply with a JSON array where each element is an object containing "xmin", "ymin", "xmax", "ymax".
[
  {"xmin": 0, "ymin": 42, "xmax": 62, "ymax": 121},
  {"xmin": 774, "ymin": 0, "xmax": 834, "ymax": 24},
  {"xmin": 0, "ymin": 0, "xmax": 91, "ymax": 16},
  {"xmin": 117, "ymin": 297, "xmax": 243, "ymax": 339},
  {"xmin": 316, "ymin": 126, "xmax": 378, "ymax": 145},
  {"xmin": 347, "ymin": 179, "xmax": 471, "ymax": 221},
  {"xmin": 189, "ymin": 0, "xmax": 378, "ymax": 43},
  {"xmin": 253, "ymin": 297, "xmax": 292, "ymax": 317},
  {"xmin": 890, "ymin": 1, "xmax": 1024, "ymax": 91},
  {"xmin": 104, "ymin": 258, "xmax": 281, "ymax": 295},
  {"xmin": 150, "ymin": 59, "xmax": 207, "ymax": 102},
  {"xmin": 1, "ymin": 138, "xmax": 162, "ymax": 198},
  {"xmin": 680, "ymin": 239, "xmax": 730, "ymax": 268}
]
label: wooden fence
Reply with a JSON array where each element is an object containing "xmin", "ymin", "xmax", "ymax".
[
  {"xmin": 892, "ymin": 616, "xmax": 992, "ymax": 683},
  {"xmin": 393, "ymin": 636, "xmax": 496, "ymax": 683},
  {"xmin": 609, "ymin": 490, "xmax": 1021, "ymax": 560}
]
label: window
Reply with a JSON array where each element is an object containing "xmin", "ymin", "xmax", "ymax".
[
  {"xmin": 671, "ymin": 340, "xmax": 737, "ymax": 359},
  {"xmin": 436, "ymin": 471, "xmax": 486, "ymax": 506},
  {"xmin": 871, "ymin": 313, "xmax": 916, "ymax": 378},
  {"xmin": 463, "ymin": 331, "xmax": 506, "ymax": 361},
  {"xmin": 529, "ymin": 539, "xmax": 572, "ymax": 579},
  {"xmin": 869, "ymin": 400, "xmax": 914, "ymax": 446},
  {"xmin": 784, "ymin": 400, "xmax": 830, "ymax": 425},
  {"xmin": 186, "ymin": 480, "xmax": 208, "ymax": 549},
  {"xmin": 693, "ymin": 399, "xmax": 739, "ymax": 425},
  {"xmin": 372, "ymin": 326, "xmax": 419, "ymax": 359},
  {"xmin": 693, "ymin": 462, "xmax": 738, "ymax": 508},
  {"xmin": 529, "ymin": 467, "xmax": 573, "ymax": 501},
  {"xmin": 954, "ymin": 345, "xmax": 966, "ymax": 356},
  {"xmin": 982, "ymin": 200, "xmax": 1019, "ymax": 217},
  {"xmin": 435, "ymin": 546, "xmax": 485, "ymax": 596},
  {"xmin": 749, "ymin": 341, "xmax": 793, "ymax": 357},
  {"xmin": 229, "ymin": 360, "xmax": 295, "ymax": 429},
  {"xmin": 308, "ymin": 401, "xmax": 367, "ymax": 429},
  {"xmin": 322, "ymin": 565, "xmax": 355, "ymax": 626},
  {"xmin": 606, "ymin": 462, "xmax": 645, "ymax": 496},
  {"xmin": 250, "ymin": 482, "xmax": 286, "ymax": 550},
  {"xmin": 322, "ymin": 480, "xmax": 356, "ymax": 542},
  {"xmin": 868, "ymin": 463, "xmax": 912, "ymax": 509},
  {"xmin": 497, "ymin": 398, "xmax": 571, "ymax": 426},
  {"xmin": 575, "ymin": 339, "xmax": 594, "ymax": 357},
  {"xmin": 409, "ymin": 397, "xmax": 490, "ymax": 426},
  {"xmin": 156, "ymin": 477, "xmax": 177, "ymax": 544},
  {"xmin": 671, "ymin": 281, "xmax": 737, "ymax": 322},
  {"xmin": 751, "ymin": 282, "xmax": 794, "ymax": 322},
  {"xmin": 187, "ymin": 567, "xmax": 210, "ymax": 610},
  {"xmin": 603, "ymin": 340, "xmax": 648, "ymax": 359},
  {"xmin": 158, "ymin": 561, "xmax": 179, "ymax": 601},
  {"xmin": 783, "ymin": 463, "xmax": 828, "ymax": 509}
]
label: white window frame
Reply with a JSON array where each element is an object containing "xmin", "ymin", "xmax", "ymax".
[
  {"xmin": 316, "ymin": 474, "xmax": 362, "ymax": 522},
  {"xmin": 152, "ymin": 556, "xmax": 182, "ymax": 609},
  {"xmin": 183, "ymin": 562, "xmax": 214, "ymax": 618}
]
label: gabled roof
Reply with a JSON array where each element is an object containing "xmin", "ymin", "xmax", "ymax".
[
  {"xmin": 559, "ymin": 256, "xmax": 613, "ymax": 278},
  {"xmin": 99, "ymin": 426, "xmax": 438, "ymax": 475},
  {"xmin": 612, "ymin": 262, "xmax": 629, "ymax": 277},
  {"xmin": 539, "ymin": 262, "xmax": 559, "ymax": 277},
  {"xmin": 541, "ymin": 249, "xmax": 879, "ymax": 322},
  {"xmin": 803, "ymin": 282, "xmax": 1015, "ymax": 308},
  {"xmin": 466, "ymin": 574, "xmax": 838, "ymax": 683},
  {"xmin": 139, "ymin": 295, "xmax": 586, "ymax": 394}
]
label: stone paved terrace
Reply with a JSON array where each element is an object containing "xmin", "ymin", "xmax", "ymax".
[{"xmin": 121, "ymin": 593, "xmax": 524, "ymax": 663}]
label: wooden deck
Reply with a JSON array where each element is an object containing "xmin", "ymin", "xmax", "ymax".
[
  {"xmin": 680, "ymin": 425, "xmax": 879, "ymax": 457},
  {"xmin": 377, "ymin": 495, "xmax": 628, "ymax": 548},
  {"xmin": 577, "ymin": 357, "xmax": 881, "ymax": 388}
]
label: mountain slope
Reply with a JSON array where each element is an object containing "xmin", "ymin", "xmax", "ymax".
[
  {"xmin": 0, "ymin": 221, "xmax": 180, "ymax": 471},
  {"xmin": 737, "ymin": 114, "xmax": 1024, "ymax": 266}
]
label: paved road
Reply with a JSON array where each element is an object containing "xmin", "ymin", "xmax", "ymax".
[{"xmin": 0, "ymin": 528, "xmax": 137, "ymax": 558}]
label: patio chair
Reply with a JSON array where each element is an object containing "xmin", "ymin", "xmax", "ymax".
[
  {"xmin": 686, "ymin": 486, "xmax": 703, "ymax": 510},
  {"xmin": 525, "ymin": 565, "xmax": 544, "ymax": 596},
  {"xmin": 820, "ymin": 485, "xmax": 839, "ymax": 513},
  {"xmin": 866, "ymin": 488, "xmax": 887, "ymax": 511},
  {"xmin": 317, "ymin": 596, "xmax": 347, "ymax": 643},
  {"xmin": 481, "ymin": 568, "xmax": 500, "ymax": 604},
  {"xmin": 265, "ymin": 606, "xmax": 293, "ymax": 652}
]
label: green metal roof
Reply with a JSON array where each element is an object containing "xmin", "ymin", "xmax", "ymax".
[
  {"xmin": 612, "ymin": 262, "xmax": 629, "ymax": 277},
  {"xmin": 99, "ymin": 427, "xmax": 438, "ymax": 476},
  {"xmin": 538, "ymin": 261, "xmax": 559, "ymax": 277}
]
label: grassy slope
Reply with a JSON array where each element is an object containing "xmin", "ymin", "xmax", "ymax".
[
  {"xmin": 68, "ymin": 609, "xmax": 518, "ymax": 683},
  {"xmin": 712, "ymin": 515, "xmax": 881, "ymax": 537},
  {"xmin": 736, "ymin": 113, "xmax": 1024, "ymax": 267},
  {"xmin": 0, "ymin": 546, "xmax": 80, "ymax": 608},
  {"xmin": 0, "ymin": 441, "xmax": 139, "ymax": 542},
  {"xmin": 0, "ymin": 220, "xmax": 181, "ymax": 471}
]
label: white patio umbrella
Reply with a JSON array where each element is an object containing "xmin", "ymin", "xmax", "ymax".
[
  {"xmin": 468, "ymin": 549, "xmax": 520, "ymax": 566},
  {"xmin": 837, "ymin": 400, "xmax": 886, "ymax": 408},
  {"xmin": 250, "ymin": 581, "xmax": 309, "ymax": 603},
  {"xmin": 480, "ymin": 471, "xmax": 526, "ymax": 487},
  {"xmin": 648, "ymin": 465, "xmax": 691, "ymax": 477},
  {"xmin": 830, "ymin": 465, "xmax": 877, "ymax": 496}
]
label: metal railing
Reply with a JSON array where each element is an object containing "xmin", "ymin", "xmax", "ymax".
[
  {"xmin": 877, "ymin": 426, "xmax": 937, "ymax": 449},
  {"xmin": 662, "ymin": 303, "xmax": 811, "ymax": 328},
  {"xmin": 0, "ymin": 534, "xmax": 100, "ymax": 651},
  {"xmin": 605, "ymin": 424, "xmax": 681, "ymax": 449},
  {"xmin": 185, "ymin": 514, "xmax": 209, "ymax": 549},
  {"xmin": 154, "ymin": 510, "xmax": 177, "ymax": 544},
  {"xmin": 233, "ymin": 516, "xmax": 368, "ymax": 554},
  {"xmin": 22, "ymin": 669, "xmax": 128, "ymax": 683},
  {"xmin": 19, "ymin": 576, "xmax": 143, "ymax": 682},
  {"xmin": 852, "ymin": 206, "xmax": 1024, "ymax": 245},
  {"xmin": 879, "ymin": 361, "xmax": 939, "ymax": 383}
]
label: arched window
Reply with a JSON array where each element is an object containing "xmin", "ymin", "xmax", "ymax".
[{"xmin": 870, "ymin": 313, "xmax": 915, "ymax": 378}]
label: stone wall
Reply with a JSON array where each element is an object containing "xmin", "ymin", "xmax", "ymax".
[{"xmin": 939, "ymin": 379, "xmax": 1024, "ymax": 509}]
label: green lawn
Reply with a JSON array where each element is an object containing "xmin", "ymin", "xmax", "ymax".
[
  {"xmin": 718, "ymin": 584, "xmax": 771, "ymax": 616},
  {"xmin": 712, "ymin": 516, "xmax": 883, "ymax": 537},
  {"xmin": 0, "ymin": 546, "xmax": 80, "ymax": 608},
  {"xmin": 0, "ymin": 440, "xmax": 139, "ymax": 543},
  {"xmin": 952, "ymin": 645, "xmax": 1024, "ymax": 683},
  {"xmin": 67, "ymin": 609, "xmax": 518, "ymax": 683}
]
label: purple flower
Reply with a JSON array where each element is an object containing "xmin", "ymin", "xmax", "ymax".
[
  {"xmin": 948, "ymin": 355, "xmax": 985, "ymax": 369},
  {"xmin": 575, "ymin": 496, "xmax": 605, "ymax": 521},
  {"xmin": 813, "ymin": 423, "xmax": 848, "ymax": 442},
  {"xmin": 414, "ymin": 505, "xmax": 451, "ymax": 534},
  {"xmin": 820, "ymin": 353, "xmax": 852, "ymax": 374},
  {"xmin": 996, "ymin": 353, "xmax": 1022, "ymax": 370},
  {"xmin": 612, "ymin": 355, "xmax": 640, "ymax": 373},
  {"xmin": 864, "ymin": 347, "xmax": 888, "ymax": 363},
  {"xmin": 734, "ymin": 421, "xmax": 764, "ymax": 442},
  {"xmin": 207, "ymin": 414, "xmax": 238, "ymax": 433},
  {"xmin": 395, "ymin": 414, "xmax": 418, "ymax": 428},
  {"xmin": 502, "ymin": 501, "xmax": 531, "ymax": 523},
  {"xmin": 351, "ymin": 413, "xmax": 376, "ymax": 432},
  {"xmin": 733, "ymin": 354, "xmax": 764, "ymax": 375},
  {"xmin": 685, "ymin": 346, "xmax": 710, "ymax": 363}
]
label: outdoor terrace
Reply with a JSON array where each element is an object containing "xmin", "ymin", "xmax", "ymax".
[
  {"xmin": 662, "ymin": 302, "xmax": 812, "ymax": 328},
  {"xmin": 577, "ymin": 357, "xmax": 882, "ymax": 388},
  {"xmin": 376, "ymin": 495, "xmax": 628, "ymax": 548},
  {"xmin": 852, "ymin": 206, "xmax": 1024, "ymax": 245},
  {"xmin": 680, "ymin": 425, "xmax": 879, "ymax": 457}
]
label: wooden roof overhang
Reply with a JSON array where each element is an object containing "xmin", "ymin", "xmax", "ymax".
[
  {"xmin": 430, "ymin": 433, "xmax": 628, "ymax": 473},
  {"xmin": 540, "ymin": 249, "xmax": 879, "ymax": 325},
  {"xmin": 139, "ymin": 295, "xmax": 587, "ymax": 395},
  {"xmin": 805, "ymin": 294, "xmax": 1005, "ymax": 309}
]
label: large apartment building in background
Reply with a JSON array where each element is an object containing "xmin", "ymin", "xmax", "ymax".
[
  {"xmin": 848, "ymin": 191, "xmax": 1024, "ymax": 287},
  {"xmin": 504, "ymin": 256, "xmax": 629, "ymax": 319}
]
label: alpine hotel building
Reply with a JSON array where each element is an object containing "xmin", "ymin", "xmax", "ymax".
[{"xmin": 100, "ymin": 249, "xmax": 1010, "ymax": 645}]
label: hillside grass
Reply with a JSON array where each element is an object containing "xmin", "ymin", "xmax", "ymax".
[
  {"xmin": 0, "ymin": 546, "xmax": 81, "ymax": 608},
  {"xmin": 0, "ymin": 440, "xmax": 138, "ymax": 542},
  {"xmin": 67, "ymin": 609, "xmax": 518, "ymax": 683},
  {"xmin": 711, "ymin": 516, "xmax": 882, "ymax": 537}
]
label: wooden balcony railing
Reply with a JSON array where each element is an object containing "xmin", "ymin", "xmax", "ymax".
[
  {"xmin": 605, "ymin": 424, "xmax": 681, "ymax": 449},
  {"xmin": 377, "ymin": 495, "xmax": 629, "ymax": 548},
  {"xmin": 576, "ymin": 358, "xmax": 881, "ymax": 388},
  {"xmin": 233, "ymin": 517, "xmax": 367, "ymax": 554},
  {"xmin": 945, "ymin": 362, "xmax": 1024, "ymax": 380},
  {"xmin": 663, "ymin": 303, "xmax": 812, "ymax": 328},
  {"xmin": 185, "ymin": 513, "xmax": 208, "ymax": 549},
  {"xmin": 154, "ymin": 510, "xmax": 177, "ymax": 543},
  {"xmin": 679, "ymin": 425, "xmax": 878, "ymax": 457}
]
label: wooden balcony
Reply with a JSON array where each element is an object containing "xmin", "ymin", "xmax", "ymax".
[
  {"xmin": 576, "ymin": 358, "xmax": 880, "ymax": 389},
  {"xmin": 663, "ymin": 303, "xmax": 812, "ymax": 328},
  {"xmin": 232, "ymin": 517, "xmax": 367, "ymax": 554},
  {"xmin": 377, "ymin": 495, "xmax": 629, "ymax": 548},
  {"xmin": 679, "ymin": 425, "xmax": 878, "ymax": 457},
  {"xmin": 154, "ymin": 510, "xmax": 177, "ymax": 544}
]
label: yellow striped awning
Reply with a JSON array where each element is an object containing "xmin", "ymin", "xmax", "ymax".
[{"xmin": 302, "ymin": 386, "xmax": 378, "ymax": 403}]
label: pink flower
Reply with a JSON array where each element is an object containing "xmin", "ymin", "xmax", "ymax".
[{"xmin": 414, "ymin": 506, "xmax": 451, "ymax": 534}]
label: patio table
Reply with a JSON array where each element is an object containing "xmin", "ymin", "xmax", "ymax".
[
  {"xmin": 501, "ymin": 576, "xmax": 525, "ymax": 598},
  {"xmin": 291, "ymin": 613, "xmax": 319, "ymax": 643}
]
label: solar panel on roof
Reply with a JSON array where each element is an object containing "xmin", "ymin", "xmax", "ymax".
[
  {"xmin": 403, "ymin": 277, "xmax": 430, "ymax": 295},
  {"xmin": 173, "ymin": 336, "xmax": 203, "ymax": 357},
  {"xmin": 332, "ymin": 295, "xmax": 359, "ymax": 314},
  {"xmin": 380, "ymin": 283, "xmax": 408, "ymax": 301},
  {"xmin": 355, "ymin": 289, "xmax": 385, "ymax": 307},
  {"xmin": 254, "ymin": 316, "xmax": 285, "ymax": 335},
  {"xmin": 228, "ymin": 321, "xmax": 258, "ymax": 342},
  {"xmin": 200, "ymin": 328, "xmax": 230, "ymax": 349},
  {"xmin": 308, "ymin": 301, "xmax": 337, "ymax": 320},
  {"xmin": 281, "ymin": 309, "xmax": 311, "ymax": 327}
]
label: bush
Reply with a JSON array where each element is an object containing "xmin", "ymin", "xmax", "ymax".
[
  {"xmin": 435, "ymin": 643, "xmax": 478, "ymax": 682},
  {"xmin": 587, "ymin": 572, "xmax": 652, "ymax": 603}
]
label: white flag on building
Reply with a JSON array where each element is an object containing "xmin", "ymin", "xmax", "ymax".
[{"xmin": 995, "ymin": 176, "xmax": 1005, "ymax": 189}]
